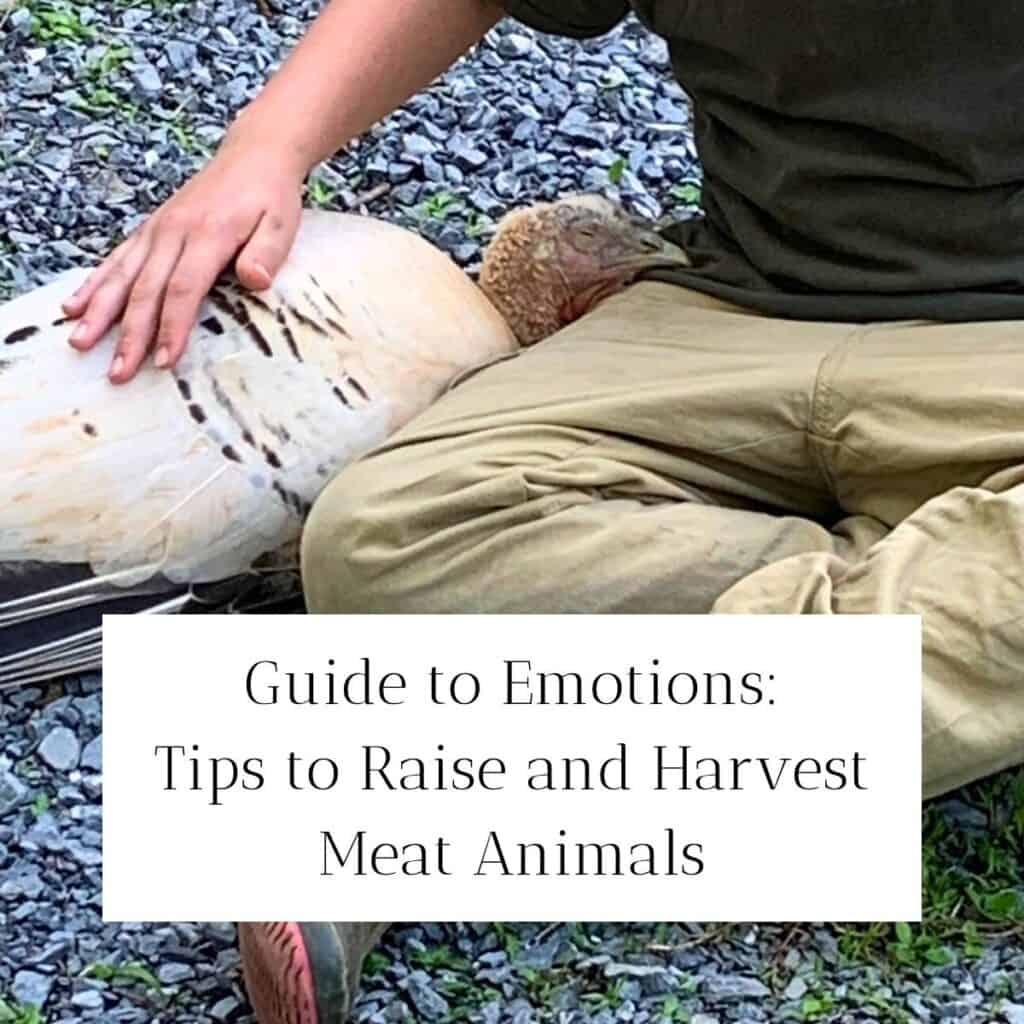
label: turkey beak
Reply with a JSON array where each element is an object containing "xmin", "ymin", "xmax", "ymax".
[{"xmin": 604, "ymin": 229, "xmax": 691, "ymax": 274}]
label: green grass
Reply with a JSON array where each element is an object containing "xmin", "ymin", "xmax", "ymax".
[
  {"xmin": 658, "ymin": 994, "xmax": 690, "ymax": 1022},
  {"xmin": 14, "ymin": 0, "xmax": 182, "ymax": 45},
  {"xmin": 66, "ymin": 42, "xmax": 138, "ymax": 118},
  {"xmin": 305, "ymin": 174, "xmax": 338, "ymax": 209},
  {"xmin": 24, "ymin": 0, "xmax": 94, "ymax": 41},
  {"xmin": 0, "ymin": 1000, "xmax": 44, "ymax": 1024},
  {"xmin": 409, "ymin": 944, "xmax": 470, "ymax": 973},
  {"xmin": 580, "ymin": 977, "xmax": 628, "ymax": 1012},
  {"xmin": 464, "ymin": 212, "xmax": 494, "ymax": 239},
  {"xmin": 417, "ymin": 190, "xmax": 459, "ymax": 222},
  {"xmin": 10, "ymin": 0, "xmax": 186, "ymax": 46},
  {"xmin": 88, "ymin": 42, "xmax": 132, "ymax": 78},
  {"xmin": 492, "ymin": 922, "xmax": 523, "ymax": 958},
  {"xmin": 414, "ymin": 773, "xmax": 1021, "ymax": 1024},
  {"xmin": 169, "ymin": 116, "xmax": 199, "ymax": 155},
  {"xmin": 71, "ymin": 84, "xmax": 138, "ymax": 118},
  {"xmin": 81, "ymin": 961, "xmax": 163, "ymax": 992},
  {"xmin": 108, "ymin": 0, "xmax": 183, "ymax": 7},
  {"xmin": 362, "ymin": 951, "xmax": 392, "ymax": 977},
  {"xmin": 608, "ymin": 156, "xmax": 627, "ymax": 185},
  {"xmin": 798, "ymin": 988, "xmax": 838, "ymax": 1021},
  {"xmin": 7, "ymin": 0, "xmax": 186, "ymax": 44},
  {"xmin": 670, "ymin": 180, "xmax": 702, "ymax": 206},
  {"xmin": 836, "ymin": 768, "xmax": 1024, "ymax": 971}
]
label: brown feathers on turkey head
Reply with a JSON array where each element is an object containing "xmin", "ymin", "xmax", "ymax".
[
  {"xmin": 0, "ymin": 198, "xmax": 688, "ymax": 687},
  {"xmin": 479, "ymin": 194, "xmax": 690, "ymax": 345}
]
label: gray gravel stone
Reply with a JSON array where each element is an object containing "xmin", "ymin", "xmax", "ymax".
[
  {"xmin": 157, "ymin": 961, "xmax": 196, "ymax": 984},
  {"xmin": 71, "ymin": 990, "xmax": 105, "ymax": 1010},
  {"xmin": 783, "ymin": 976, "xmax": 807, "ymax": 1000},
  {"xmin": 166, "ymin": 40, "xmax": 198, "ymax": 71},
  {"xmin": 0, "ymin": 770, "xmax": 28, "ymax": 817},
  {"xmin": 403, "ymin": 970, "xmax": 449, "ymax": 1020},
  {"xmin": 498, "ymin": 33, "xmax": 534, "ymax": 59},
  {"xmin": 132, "ymin": 63, "xmax": 163, "ymax": 98},
  {"xmin": 37, "ymin": 726, "xmax": 81, "ymax": 772},
  {"xmin": 402, "ymin": 133, "xmax": 438, "ymax": 159},
  {"xmin": 704, "ymin": 975, "xmax": 772, "ymax": 1002},
  {"xmin": 1002, "ymin": 1002, "xmax": 1024, "ymax": 1024},
  {"xmin": 23, "ymin": 75, "xmax": 55, "ymax": 98},
  {"xmin": 12, "ymin": 970, "xmax": 54, "ymax": 1007},
  {"xmin": 81, "ymin": 735, "xmax": 102, "ymax": 772},
  {"xmin": 605, "ymin": 963, "xmax": 669, "ymax": 980},
  {"xmin": 211, "ymin": 995, "xmax": 242, "ymax": 1020}
]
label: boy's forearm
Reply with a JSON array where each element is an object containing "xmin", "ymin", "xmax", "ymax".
[{"xmin": 228, "ymin": 0, "xmax": 505, "ymax": 175}]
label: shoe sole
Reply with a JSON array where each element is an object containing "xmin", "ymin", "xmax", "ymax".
[{"xmin": 239, "ymin": 922, "xmax": 350, "ymax": 1024}]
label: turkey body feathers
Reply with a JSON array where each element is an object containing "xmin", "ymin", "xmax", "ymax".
[{"xmin": 0, "ymin": 211, "xmax": 517, "ymax": 685}]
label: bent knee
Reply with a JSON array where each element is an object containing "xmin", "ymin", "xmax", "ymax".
[
  {"xmin": 300, "ymin": 438, "xmax": 525, "ymax": 613},
  {"xmin": 300, "ymin": 424, "xmax": 644, "ymax": 613},
  {"xmin": 301, "ymin": 457, "xmax": 402, "ymax": 613}
]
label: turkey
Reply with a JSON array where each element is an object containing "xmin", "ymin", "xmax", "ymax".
[{"xmin": 0, "ymin": 195, "xmax": 689, "ymax": 687}]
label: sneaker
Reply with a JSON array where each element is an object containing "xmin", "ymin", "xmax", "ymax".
[{"xmin": 238, "ymin": 922, "xmax": 352, "ymax": 1024}]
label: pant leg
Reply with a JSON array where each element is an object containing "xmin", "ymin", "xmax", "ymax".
[
  {"xmin": 303, "ymin": 283, "xmax": 850, "ymax": 614},
  {"xmin": 300, "ymin": 283, "xmax": 846, "ymax": 1014},
  {"xmin": 714, "ymin": 319, "xmax": 1024, "ymax": 797},
  {"xmin": 332, "ymin": 922, "xmax": 390, "ymax": 1001}
]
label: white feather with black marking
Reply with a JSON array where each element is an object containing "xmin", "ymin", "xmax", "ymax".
[{"xmin": 0, "ymin": 211, "xmax": 517, "ymax": 681}]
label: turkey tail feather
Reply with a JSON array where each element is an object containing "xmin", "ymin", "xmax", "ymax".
[
  {"xmin": 0, "ymin": 561, "xmax": 189, "ymax": 689},
  {"xmin": 0, "ymin": 561, "xmax": 304, "ymax": 689}
]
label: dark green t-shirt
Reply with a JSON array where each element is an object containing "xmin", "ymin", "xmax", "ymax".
[{"xmin": 503, "ymin": 0, "xmax": 1024, "ymax": 322}]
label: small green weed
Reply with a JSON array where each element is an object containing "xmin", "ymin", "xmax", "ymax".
[
  {"xmin": 71, "ymin": 80, "xmax": 138, "ymax": 119},
  {"xmin": 169, "ymin": 117, "xmax": 198, "ymax": 154},
  {"xmin": 493, "ymin": 922, "xmax": 522, "ymax": 958},
  {"xmin": 0, "ymin": 999, "xmax": 44, "ymax": 1024},
  {"xmin": 408, "ymin": 944, "xmax": 469, "ymax": 972},
  {"xmin": 580, "ymin": 977, "xmax": 628, "ymax": 1012},
  {"xmin": 658, "ymin": 994, "xmax": 690, "ymax": 1022},
  {"xmin": 419, "ymin": 190, "xmax": 458, "ymax": 221},
  {"xmin": 87, "ymin": 43, "xmax": 132, "ymax": 79},
  {"xmin": 799, "ymin": 989, "xmax": 837, "ymax": 1021},
  {"xmin": 887, "ymin": 921, "xmax": 955, "ymax": 968},
  {"xmin": 361, "ymin": 952, "xmax": 390, "ymax": 977},
  {"xmin": 835, "ymin": 768, "xmax": 1023, "ymax": 972},
  {"xmin": 670, "ymin": 180, "xmax": 702, "ymax": 205},
  {"xmin": 465, "ymin": 212, "xmax": 493, "ymax": 239},
  {"xmin": 305, "ymin": 174, "xmax": 337, "ymax": 209},
  {"xmin": 82, "ymin": 961, "xmax": 162, "ymax": 992},
  {"xmin": 26, "ymin": 0, "xmax": 94, "ymax": 41}
]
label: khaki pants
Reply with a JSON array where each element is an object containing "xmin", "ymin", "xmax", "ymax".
[{"xmin": 303, "ymin": 282, "xmax": 1024, "ymax": 800}]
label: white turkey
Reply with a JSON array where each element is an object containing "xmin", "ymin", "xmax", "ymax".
[{"xmin": 0, "ymin": 195, "xmax": 689, "ymax": 687}]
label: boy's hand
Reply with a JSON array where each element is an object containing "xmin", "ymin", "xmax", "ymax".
[{"xmin": 63, "ymin": 139, "xmax": 305, "ymax": 383}]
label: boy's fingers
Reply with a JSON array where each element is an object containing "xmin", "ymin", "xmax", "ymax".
[
  {"xmin": 153, "ymin": 237, "xmax": 241, "ymax": 370},
  {"xmin": 63, "ymin": 236, "xmax": 136, "ymax": 319},
  {"xmin": 67, "ymin": 237, "xmax": 152, "ymax": 352},
  {"xmin": 108, "ymin": 235, "xmax": 187, "ymax": 383},
  {"xmin": 234, "ymin": 210, "xmax": 298, "ymax": 291}
]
